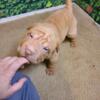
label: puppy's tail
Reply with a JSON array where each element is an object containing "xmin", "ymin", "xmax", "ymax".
[{"xmin": 66, "ymin": 0, "xmax": 73, "ymax": 12}]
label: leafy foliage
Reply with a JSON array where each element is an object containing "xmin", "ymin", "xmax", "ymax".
[
  {"xmin": 0, "ymin": 0, "xmax": 99, "ymax": 24},
  {"xmin": 0, "ymin": 0, "xmax": 64, "ymax": 18},
  {"xmin": 75, "ymin": 0, "xmax": 100, "ymax": 24}
]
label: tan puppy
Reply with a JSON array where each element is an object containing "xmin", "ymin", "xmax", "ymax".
[{"xmin": 17, "ymin": 0, "xmax": 77, "ymax": 75}]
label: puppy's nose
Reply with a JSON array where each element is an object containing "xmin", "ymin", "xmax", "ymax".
[{"xmin": 25, "ymin": 45, "xmax": 34, "ymax": 55}]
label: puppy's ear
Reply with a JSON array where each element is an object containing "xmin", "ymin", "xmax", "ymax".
[{"xmin": 27, "ymin": 26, "xmax": 33, "ymax": 30}]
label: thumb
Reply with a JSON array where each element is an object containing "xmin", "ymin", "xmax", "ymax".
[{"xmin": 6, "ymin": 78, "xmax": 27, "ymax": 98}]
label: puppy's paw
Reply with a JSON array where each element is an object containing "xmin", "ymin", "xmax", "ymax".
[
  {"xmin": 45, "ymin": 67, "xmax": 54, "ymax": 75},
  {"xmin": 70, "ymin": 41, "xmax": 77, "ymax": 47},
  {"xmin": 70, "ymin": 38, "xmax": 77, "ymax": 47}
]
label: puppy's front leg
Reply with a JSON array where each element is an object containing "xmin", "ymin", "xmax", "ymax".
[
  {"xmin": 45, "ymin": 60, "xmax": 55, "ymax": 75},
  {"xmin": 45, "ymin": 49, "xmax": 59, "ymax": 75}
]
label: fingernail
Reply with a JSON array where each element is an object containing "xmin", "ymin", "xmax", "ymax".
[{"xmin": 20, "ymin": 57, "xmax": 30, "ymax": 63}]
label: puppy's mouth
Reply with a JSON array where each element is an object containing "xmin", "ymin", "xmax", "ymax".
[
  {"xmin": 25, "ymin": 55, "xmax": 38, "ymax": 64},
  {"xmin": 19, "ymin": 51, "xmax": 44, "ymax": 64},
  {"xmin": 25, "ymin": 57, "xmax": 32, "ymax": 63}
]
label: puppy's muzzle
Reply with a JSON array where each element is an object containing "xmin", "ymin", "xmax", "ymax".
[{"xmin": 25, "ymin": 47, "xmax": 33, "ymax": 56}]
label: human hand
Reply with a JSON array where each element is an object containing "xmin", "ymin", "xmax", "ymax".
[{"xmin": 0, "ymin": 57, "xmax": 28, "ymax": 99}]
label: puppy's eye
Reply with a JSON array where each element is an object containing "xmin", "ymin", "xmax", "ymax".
[
  {"xmin": 27, "ymin": 33, "xmax": 33, "ymax": 38},
  {"xmin": 43, "ymin": 47, "xmax": 49, "ymax": 51}
]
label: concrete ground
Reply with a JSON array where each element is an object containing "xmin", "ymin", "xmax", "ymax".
[{"xmin": 0, "ymin": 4, "xmax": 100, "ymax": 100}]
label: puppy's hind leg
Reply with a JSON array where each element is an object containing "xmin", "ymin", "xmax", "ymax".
[
  {"xmin": 70, "ymin": 37, "xmax": 77, "ymax": 47},
  {"xmin": 67, "ymin": 19, "xmax": 77, "ymax": 47}
]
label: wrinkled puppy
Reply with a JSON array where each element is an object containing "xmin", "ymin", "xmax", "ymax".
[{"xmin": 17, "ymin": 0, "xmax": 77, "ymax": 75}]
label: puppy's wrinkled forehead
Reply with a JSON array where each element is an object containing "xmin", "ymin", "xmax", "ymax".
[
  {"xmin": 18, "ymin": 27, "xmax": 51, "ymax": 62},
  {"xmin": 20, "ymin": 28, "xmax": 50, "ymax": 49}
]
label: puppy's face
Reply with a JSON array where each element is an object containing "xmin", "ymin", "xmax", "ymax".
[{"xmin": 17, "ymin": 29, "xmax": 50, "ymax": 64}]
